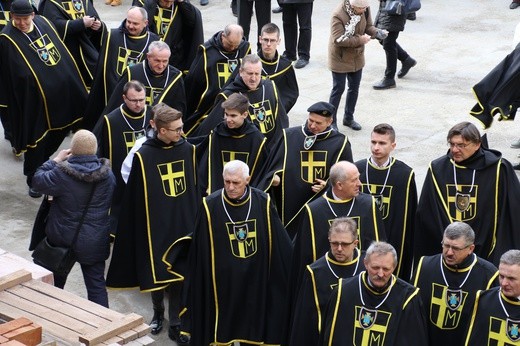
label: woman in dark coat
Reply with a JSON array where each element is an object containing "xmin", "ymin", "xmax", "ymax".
[
  {"xmin": 373, "ymin": 0, "xmax": 416, "ymax": 89},
  {"xmin": 32, "ymin": 130, "xmax": 116, "ymax": 307}
]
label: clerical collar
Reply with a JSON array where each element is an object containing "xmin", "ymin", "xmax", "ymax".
[
  {"xmin": 224, "ymin": 185, "xmax": 250, "ymax": 204},
  {"xmin": 442, "ymin": 252, "xmax": 476, "ymax": 271},
  {"xmin": 369, "ymin": 156, "xmax": 391, "ymax": 168},
  {"xmin": 366, "ymin": 273, "xmax": 392, "ymax": 293},
  {"xmin": 122, "ymin": 103, "xmax": 145, "ymax": 118}
]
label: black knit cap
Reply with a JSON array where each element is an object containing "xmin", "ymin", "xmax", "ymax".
[
  {"xmin": 307, "ymin": 101, "xmax": 336, "ymax": 117},
  {"xmin": 10, "ymin": 0, "xmax": 34, "ymax": 16}
]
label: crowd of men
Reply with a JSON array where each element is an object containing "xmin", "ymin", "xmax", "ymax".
[{"xmin": 2, "ymin": 0, "xmax": 520, "ymax": 344}]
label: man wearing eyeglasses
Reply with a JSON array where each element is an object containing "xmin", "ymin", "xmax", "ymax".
[
  {"xmin": 101, "ymin": 41, "xmax": 186, "ymax": 119},
  {"xmin": 288, "ymin": 217, "xmax": 365, "ymax": 345},
  {"xmin": 258, "ymin": 23, "xmax": 299, "ymax": 114},
  {"xmin": 413, "ymin": 222, "xmax": 499, "ymax": 346},
  {"xmin": 415, "ymin": 121, "xmax": 520, "ymax": 266},
  {"xmin": 93, "ymin": 80, "xmax": 152, "ymax": 238},
  {"xmin": 107, "ymin": 102, "xmax": 199, "ymax": 345}
]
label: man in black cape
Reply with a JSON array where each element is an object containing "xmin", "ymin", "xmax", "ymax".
[
  {"xmin": 196, "ymin": 92, "xmax": 268, "ymax": 196},
  {"xmin": 355, "ymin": 123, "xmax": 416, "ymax": 280},
  {"xmin": 40, "ymin": 0, "xmax": 106, "ymax": 87},
  {"xmin": 82, "ymin": 6, "xmax": 159, "ymax": 130},
  {"xmin": 319, "ymin": 242, "xmax": 428, "ymax": 345},
  {"xmin": 132, "ymin": 0, "xmax": 203, "ymax": 72},
  {"xmin": 186, "ymin": 160, "xmax": 292, "ymax": 345},
  {"xmin": 93, "ymin": 80, "xmax": 152, "ymax": 237},
  {"xmin": 101, "ymin": 40, "xmax": 186, "ymax": 116},
  {"xmin": 413, "ymin": 222, "xmax": 498, "ymax": 346},
  {"xmin": 415, "ymin": 121, "xmax": 520, "ymax": 266},
  {"xmin": 183, "ymin": 24, "xmax": 251, "ymax": 134},
  {"xmin": 0, "ymin": 0, "xmax": 88, "ymax": 196},
  {"xmin": 106, "ymin": 103, "xmax": 198, "ymax": 345}
]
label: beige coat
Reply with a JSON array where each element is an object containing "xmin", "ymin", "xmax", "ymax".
[{"xmin": 328, "ymin": 3, "xmax": 377, "ymax": 73}]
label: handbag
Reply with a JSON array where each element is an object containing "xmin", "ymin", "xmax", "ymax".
[
  {"xmin": 32, "ymin": 183, "xmax": 97, "ymax": 277},
  {"xmin": 384, "ymin": 0, "xmax": 421, "ymax": 15},
  {"xmin": 29, "ymin": 195, "xmax": 52, "ymax": 251}
]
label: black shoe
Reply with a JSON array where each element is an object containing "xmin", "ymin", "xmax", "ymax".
[
  {"xmin": 169, "ymin": 325, "xmax": 190, "ymax": 345},
  {"xmin": 28, "ymin": 188, "xmax": 42, "ymax": 198},
  {"xmin": 272, "ymin": 6, "xmax": 282, "ymax": 13},
  {"xmin": 510, "ymin": 2, "xmax": 520, "ymax": 9},
  {"xmin": 231, "ymin": 0, "xmax": 237, "ymax": 16},
  {"xmin": 514, "ymin": 163, "xmax": 520, "ymax": 170},
  {"xmin": 397, "ymin": 57, "xmax": 417, "ymax": 78},
  {"xmin": 343, "ymin": 119, "xmax": 362, "ymax": 131},
  {"xmin": 200, "ymin": 0, "xmax": 208, "ymax": 5},
  {"xmin": 294, "ymin": 58, "xmax": 309, "ymax": 69},
  {"xmin": 281, "ymin": 52, "xmax": 296, "ymax": 62},
  {"xmin": 149, "ymin": 313, "xmax": 164, "ymax": 335},
  {"xmin": 373, "ymin": 78, "xmax": 396, "ymax": 90},
  {"xmin": 406, "ymin": 12, "xmax": 416, "ymax": 20}
]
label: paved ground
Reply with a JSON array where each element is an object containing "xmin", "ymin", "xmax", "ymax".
[{"xmin": 1, "ymin": 0, "xmax": 520, "ymax": 344}]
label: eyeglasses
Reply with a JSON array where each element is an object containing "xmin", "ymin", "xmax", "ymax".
[
  {"xmin": 329, "ymin": 240, "xmax": 356, "ymax": 248},
  {"xmin": 126, "ymin": 98, "xmax": 146, "ymax": 104},
  {"xmin": 441, "ymin": 241, "xmax": 471, "ymax": 252},
  {"xmin": 261, "ymin": 38, "xmax": 278, "ymax": 44},
  {"xmin": 447, "ymin": 142, "xmax": 471, "ymax": 149},
  {"xmin": 166, "ymin": 126, "xmax": 183, "ymax": 134}
]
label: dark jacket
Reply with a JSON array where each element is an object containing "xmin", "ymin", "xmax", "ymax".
[
  {"xmin": 375, "ymin": 0, "xmax": 406, "ymax": 32},
  {"xmin": 32, "ymin": 155, "xmax": 115, "ymax": 264}
]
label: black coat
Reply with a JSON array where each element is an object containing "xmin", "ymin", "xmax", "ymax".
[{"xmin": 375, "ymin": 0, "xmax": 407, "ymax": 32}]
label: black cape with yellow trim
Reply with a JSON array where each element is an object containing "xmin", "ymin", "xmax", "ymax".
[
  {"xmin": 82, "ymin": 22, "xmax": 159, "ymax": 130},
  {"xmin": 133, "ymin": 0, "xmax": 203, "ymax": 72},
  {"xmin": 465, "ymin": 287, "xmax": 520, "ymax": 345},
  {"xmin": 288, "ymin": 250, "xmax": 366, "ymax": 346},
  {"xmin": 413, "ymin": 253, "xmax": 499, "ymax": 346},
  {"xmin": 470, "ymin": 43, "xmax": 520, "ymax": 129},
  {"xmin": 191, "ymin": 75, "xmax": 288, "ymax": 150},
  {"xmin": 355, "ymin": 157, "xmax": 417, "ymax": 280},
  {"xmin": 319, "ymin": 272, "xmax": 428, "ymax": 345},
  {"xmin": 255, "ymin": 125, "xmax": 353, "ymax": 229},
  {"xmin": 183, "ymin": 31, "xmax": 251, "ymax": 132},
  {"xmin": 106, "ymin": 136, "xmax": 200, "ymax": 291},
  {"xmin": 93, "ymin": 104, "xmax": 152, "ymax": 235},
  {"xmin": 258, "ymin": 50, "xmax": 299, "ymax": 114},
  {"xmin": 197, "ymin": 120, "xmax": 268, "ymax": 195},
  {"xmin": 415, "ymin": 147, "xmax": 520, "ymax": 265},
  {"xmin": 41, "ymin": 0, "xmax": 106, "ymax": 87},
  {"xmin": 102, "ymin": 60, "xmax": 186, "ymax": 116},
  {"xmin": 0, "ymin": 15, "xmax": 87, "ymax": 154},
  {"xmin": 187, "ymin": 186, "xmax": 292, "ymax": 345}
]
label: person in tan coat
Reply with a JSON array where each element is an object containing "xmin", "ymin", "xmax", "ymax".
[{"xmin": 328, "ymin": 0, "xmax": 386, "ymax": 130}]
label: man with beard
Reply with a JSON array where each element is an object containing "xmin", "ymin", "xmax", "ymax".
[
  {"xmin": 133, "ymin": 0, "xmax": 203, "ymax": 72},
  {"xmin": 101, "ymin": 41, "xmax": 186, "ymax": 116},
  {"xmin": 93, "ymin": 80, "xmax": 152, "ymax": 237},
  {"xmin": 415, "ymin": 121, "xmax": 520, "ymax": 265},
  {"xmin": 197, "ymin": 92, "xmax": 267, "ymax": 196},
  {"xmin": 40, "ymin": 0, "xmax": 106, "ymax": 87},
  {"xmin": 256, "ymin": 102, "xmax": 352, "ymax": 231},
  {"xmin": 106, "ymin": 103, "xmax": 198, "ymax": 345},
  {"xmin": 319, "ymin": 241, "xmax": 428, "ymax": 345},
  {"xmin": 258, "ymin": 23, "xmax": 299, "ymax": 114},
  {"xmin": 191, "ymin": 54, "xmax": 288, "ymax": 150},
  {"xmin": 82, "ymin": 6, "xmax": 159, "ymax": 130},
  {"xmin": 183, "ymin": 24, "xmax": 251, "ymax": 134},
  {"xmin": 289, "ymin": 217, "xmax": 365, "ymax": 346},
  {"xmin": 0, "ymin": 0, "xmax": 88, "ymax": 197},
  {"xmin": 355, "ymin": 123, "xmax": 416, "ymax": 279},
  {"xmin": 413, "ymin": 222, "xmax": 498, "ymax": 346}
]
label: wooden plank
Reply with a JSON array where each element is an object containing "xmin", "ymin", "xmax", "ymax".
[
  {"xmin": 79, "ymin": 314, "xmax": 143, "ymax": 345},
  {"xmin": 116, "ymin": 329, "xmax": 139, "ymax": 344},
  {"xmin": 21, "ymin": 281, "xmax": 122, "ymax": 321},
  {"xmin": 1, "ymin": 340, "xmax": 26, "ymax": 346},
  {"xmin": 0, "ymin": 252, "xmax": 53, "ymax": 285},
  {"xmin": 0, "ymin": 317, "xmax": 33, "ymax": 334},
  {"xmin": 132, "ymin": 324, "xmax": 151, "ymax": 338},
  {"xmin": 0, "ymin": 271, "xmax": 32, "ymax": 292},
  {"xmin": 103, "ymin": 335, "xmax": 124, "ymax": 344},
  {"xmin": 3, "ymin": 324, "xmax": 42, "ymax": 346},
  {"xmin": 133, "ymin": 335, "xmax": 155, "ymax": 345}
]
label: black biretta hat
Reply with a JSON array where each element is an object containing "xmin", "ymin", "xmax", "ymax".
[
  {"xmin": 10, "ymin": 0, "xmax": 34, "ymax": 16},
  {"xmin": 307, "ymin": 101, "xmax": 336, "ymax": 117}
]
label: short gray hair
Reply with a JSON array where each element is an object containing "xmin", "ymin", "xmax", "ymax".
[
  {"xmin": 366, "ymin": 241, "xmax": 397, "ymax": 267},
  {"xmin": 328, "ymin": 217, "xmax": 358, "ymax": 239},
  {"xmin": 148, "ymin": 40, "xmax": 170, "ymax": 54},
  {"xmin": 223, "ymin": 160, "xmax": 249, "ymax": 179},
  {"xmin": 500, "ymin": 250, "xmax": 520, "ymax": 266},
  {"xmin": 128, "ymin": 6, "xmax": 148, "ymax": 20},
  {"xmin": 443, "ymin": 222, "xmax": 475, "ymax": 246}
]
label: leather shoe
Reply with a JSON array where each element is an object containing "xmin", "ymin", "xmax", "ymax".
[
  {"xmin": 272, "ymin": 6, "xmax": 283, "ymax": 13},
  {"xmin": 510, "ymin": 2, "xmax": 520, "ymax": 9},
  {"xmin": 28, "ymin": 188, "xmax": 42, "ymax": 198},
  {"xmin": 373, "ymin": 78, "xmax": 396, "ymax": 90},
  {"xmin": 406, "ymin": 12, "xmax": 416, "ymax": 20},
  {"xmin": 149, "ymin": 313, "xmax": 163, "ymax": 335},
  {"xmin": 343, "ymin": 119, "xmax": 362, "ymax": 131},
  {"xmin": 200, "ymin": 0, "xmax": 208, "ymax": 5},
  {"xmin": 511, "ymin": 139, "xmax": 520, "ymax": 148},
  {"xmin": 231, "ymin": 0, "xmax": 237, "ymax": 16},
  {"xmin": 169, "ymin": 325, "xmax": 190, "ymax": 345},
  {"xmin": 294, "ymin": 58, "xmax": 309, "ymax": 69},
  {"xmin": 514, "ymin": 163, "xmax": 520, "ymax": 170},
  {"xmin": 397, "ymin": 57, "xmax": 416, "ymax": 78},
  {"xmin": 281, "ymin": 52, "xmax": 296, "ymax": 62}
]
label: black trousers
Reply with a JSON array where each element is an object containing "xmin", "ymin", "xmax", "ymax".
[
  {"xmin": 238, "ymin": 0, "xmax": 271, "ymax": 50},
  {"xmin": 151, "ymin": 281, "xmax": 183, "ymax": 326},
  {"xmin": 329, "ymin": 69, "xmax": 363, "ymax": 125},
  {"xmin": 379, "ymin": 31, "xmax": 410, "ymax": 79},
  {"xmin": 282, "ymin": 2, "xmax": 313, "ymax": 61}
]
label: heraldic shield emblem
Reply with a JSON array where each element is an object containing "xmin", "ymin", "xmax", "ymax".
[
  {"xmin": 430, "ymin": 284, "xmax": 466, "ymax": 329},
  {"xmin": 226, "ymin": 220, "xmax": 257, "ymax": 258},
  {"xmin": 354, "ymin": 306, "xmax": 390, "ymax": 346},
  {"xmin": 249, "ymin": 100, "xmax": 275, "ymax": 134},
  {"xmin": 447, "ymin": 184, "xmax": 477, "ymax": 221},
  {"xmin": 446, "ymin": 289, "xmax": 463, "ymax": 310},
  {"xmin": 507, "ymin": 319, "xmax": 520, "ymax": 342},
  {"xmin": 300, "ymin": 151, "xmax": 327, "ymax": 184},
  {"xmin": 157, "ymin": 160, "xmax": 186, "ymax": 197},
  {"xmin": 30, "ymin": 36, "xmax": 61, "ymax": 66}
]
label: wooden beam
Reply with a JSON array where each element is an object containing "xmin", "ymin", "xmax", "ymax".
[
  {"xmin": 0, "ymin": 270, "xmax": 32, "ymax": 292},
  {"xmin": 78, "ymin": 314, "xmax": 143, "ymax": 345}
]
